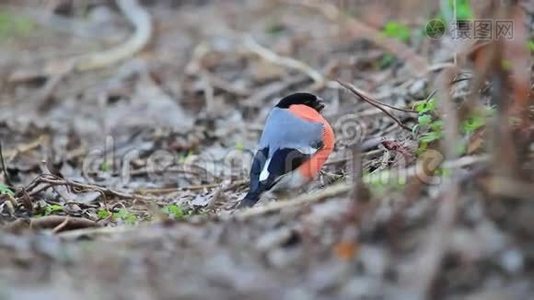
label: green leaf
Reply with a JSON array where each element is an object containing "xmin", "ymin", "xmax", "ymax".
[
  {"xmin": 414, "ymin": 98, "xmax": 437, "ymax": 114},
  {"xmin": 447, "ymin": 0, "xmax": 473, "ymax": 20},
  {"xmin": 113, "ymin": 208, "xmax": 137, "ymax": 225},
  {"xmin": 430, "ymin": 120, "xmax": 444, "ymax": 131},
  {"xmin": 0, "ymin": 183, "xmax": 13, "ymax": 196},
  {"xmin": 420, "ymin": 131, "xmax": 442, "ymax": 143},
  {"xmin": 418, "ymin": 114, "xmax": 432, "ymax": 126},
  {"xmin": 162, "ymin": 204, "xmax": 185, "ymax": 220},
  {"xmin": 426, "ymin": 98, "xmax": 438, "ymax": 111},
  {"xmin": 528, "ymin": 40, "xmax": 534, "ymax": 52},
  {"xmin": 99, "ymin": 161, "xmax": 111, "ymax": 172},
  {"xmin": 266, "ymin": 23, "xmax": 285, "ymax": 35},
  {"xmin": 378, "ymin": 54, "xmax": 396, "ymax": 69},
  {"xmin": 235, "ymin": 141, "xmax": 245, "ymax": 151},
  {"xmin": 382, "ymin": 21, "xmax": 411, "ymax": 43},
  {"xmin": 462, "ymin": 108, "xmax": 493, "ymax": 134},
  {"xmin": 462, "ymin": 115, "xmax": 484, "ymax": 134},
  {"xmin": 436, "ymin": 167, "xmax": 452, "ymax": 177},
  {"xmin": 416, "ymin": 142, "xmax": 429, "ymax": 156},
  {"xmin": 501, "ymin": 59, "xmax": 512, "ymax": 71},
  {"xmin": 0, "ymin": 10, "xmax": 35, "ymax": 41},
  {"xmin": 455, "ymin": 140, "xmax": 467, "ymax": 155},
  {"xmin": 97, "ymin": 209, "xmax": 111, "ymax": 219},
  {"xmin": 44, "ymin": 204, "xmax": 64, "ymax": 215}
]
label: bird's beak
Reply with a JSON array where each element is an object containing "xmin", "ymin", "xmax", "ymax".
[{"xmin": 315, "ymin": 97, "xmax": 326, "ymax": 112}]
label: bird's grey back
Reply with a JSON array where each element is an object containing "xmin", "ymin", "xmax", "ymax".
[{"xmin": 258, "ymin": 108, "xmax": 323, "ymax": 154}]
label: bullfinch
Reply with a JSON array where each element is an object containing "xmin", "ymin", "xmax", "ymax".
[{"xmin": 239, "ymin": 92, "xmax": 335, "ymax": 208}]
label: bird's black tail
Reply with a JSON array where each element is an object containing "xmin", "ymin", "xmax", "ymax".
[{"xmin": 238, "ymin": 189, "xmax": 262, "ymax": 208}]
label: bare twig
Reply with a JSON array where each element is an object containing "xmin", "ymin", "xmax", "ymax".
[
  {"xmin": 8, "ymin": 0, "xmax": 152, "ymax": 81},
  {"xmin": 75, "ymin": 0, "xmax": 152, "ymax": 71},
  {"xmin": 4, "ymin": 216, "xmax": 98, "ymax": 233},
  {"xmin": 337, "ymin": 80, "xmax": 413, "ymax": 131},
  {"xmin": 233, "ymin": 182, "xmax": 351, "ymax": 219},
  {"xmin": 52, "ymin": 216, "xmax": 71, "ymax": 233},
  {"xmin": 204, "ymin": 72, "xmax": 250, "ymax": 97},
  {"xmin": 0, "ymin": 141, "xmax": 13, "ymax": 187},
  {"xmin": 58, "ymin": 222, "xmax": 138, "ymax": 239},
  {"xmin": 3, "ymin": 135, "xmax": 47, "ymax": 162},
  {"xmin": 36, "ymin": 72, "xmax": 67, "ymax": 111},
  {"xmin": 39, "ymin": 160, "xmax": 77, "ymax": 203},
  {"xmin": 136, "ymin": 180, "xmax": 247, "ymax": 194},
  {"xmin": 339, "ymin": 80, "xmax": 417, "ymax": 114},
  {"xmin": 21, "ymin": 173, "xmax": 158, "ymax": 202},
  {"xmin": 243, "ymin": 36, "xmax": 336, "ymax": 89}
]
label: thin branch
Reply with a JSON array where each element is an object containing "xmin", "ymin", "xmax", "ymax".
[
  {"xmin": 74, "ymin": 0, "xmax": 152, "ymax": 71},
  {"xmin": 22, "ymin": 173, "xmax": 158, "ymax": 202},
  {"xmin": 243, "ymin": 36, "xmax": 336, "ymax": 89},
  {"xmin": 233, "ymin": 182, "xmax": 352, "ymax": 219},
  {"xmin": 337, "ymin": 80, "xmax": 413, "ymax": 131},
  {"xmin": 0, "ymin": 141, "xmax": 13, "ymax": 187},
  {"xmin": 4, "ymin": 216, "xmax": 98, "ymax": 233}
]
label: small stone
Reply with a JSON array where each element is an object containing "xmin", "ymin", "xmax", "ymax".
[{"xmin": 500, "ymin": 248, "xmax": 524, "ymax": 274}]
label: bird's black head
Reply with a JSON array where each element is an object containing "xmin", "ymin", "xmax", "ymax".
[{"xmin": 275, "ymin": 92, "xmax": 325, "ymax": 112}]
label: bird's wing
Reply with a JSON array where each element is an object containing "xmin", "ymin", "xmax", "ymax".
[
  {"xmin": 258, "ymin": 108, "xmax": 324, "ymax": 152},
  {"xmin": 252, "ymin": 108, "xmax": 324, "ymax": 188}
]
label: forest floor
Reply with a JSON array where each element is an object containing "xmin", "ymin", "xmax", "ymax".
[{"xmin": 0, "ymin": 1, "xmax": 533, "ymax": 299}]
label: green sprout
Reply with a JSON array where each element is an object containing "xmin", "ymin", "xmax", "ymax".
[
  {"xmin": 99, "ymin": 161, "xmax": 111, "ymax": 172},
  {"xmin": 382, "ymin": 21, "xmax": 411, "ymax": 43},
  {"xmin": 441, "ymin": 0, "xmax": 473, "ymax": 21},
  {"xmin": 162, "ymin": 204, "xmax": 185, "ymax": 220},
  {"xmin": 451, "ymin": 0, "xmax": 473, "ymax": 20},
  {"xmin": 0, "ymin": 10, "xmax": 34, "ymax": 41},
  {"xmin": 97, "ymin": 209, "xmax": 111, "ymax": 219},
  {"xmin": 413, "ymin": 98, "xmax": 443, "ymax": 154},
  {"xmin": 378, "ymin": 54, "xmax": 396, "ymax": 69},
  {"xmin": 0, "ymin": 183, "xmax": 13, "ymax": 196},
  {"xmin": 44, "ymin": 204, "xmax": 64, "ymax": 215},
  {"xmin": 113, "ymin": 208, "xmax": 137, "ymax": 225},
  {"xmin": 235, "ymin": 141, "xmax": 245, "ymax": 151}
]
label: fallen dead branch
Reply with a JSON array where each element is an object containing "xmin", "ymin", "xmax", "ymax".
[
  {"xmin": 231, "ymin": 182, "xmax": 351, "ymax": 219},
  {"xmin": 243, "ymin": 36, "xmax": 336, "ymax": 90},
  {"xmin": 337, "ymin": 80, "xmax": 413, "ymax": 131},
  {"xmin": 136, "ymin": 180, "xmax": 248, "ymax": 195},
  {"xmin": 8, "ymin": 0, "xmax": 152, "ymax": 82},
  {"xmin": 19, "ymin": 173, "xmax": 158, "ymax": 202},
  {"xmin": 57, "ymin": 222, "xmax": 139, "ymax": 240},
  {"xmin": 3, "ymin": 216, "xmax": 99, "ymax": 234},
  {"xmin": 2, "ymin": 135, "xmax": 47, "ymax": 162},
  {"xmin": 0, "ymin": 141, "xmax": 13, "ymax": 187},
  {"xmin": 74, "ymin": 0, "xmax": 152, "ymax": 71}
]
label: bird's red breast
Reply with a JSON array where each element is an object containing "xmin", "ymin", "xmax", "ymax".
[{"xmin": 288, "ymin": 104, "xmax": 335, "ymax": 179}]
